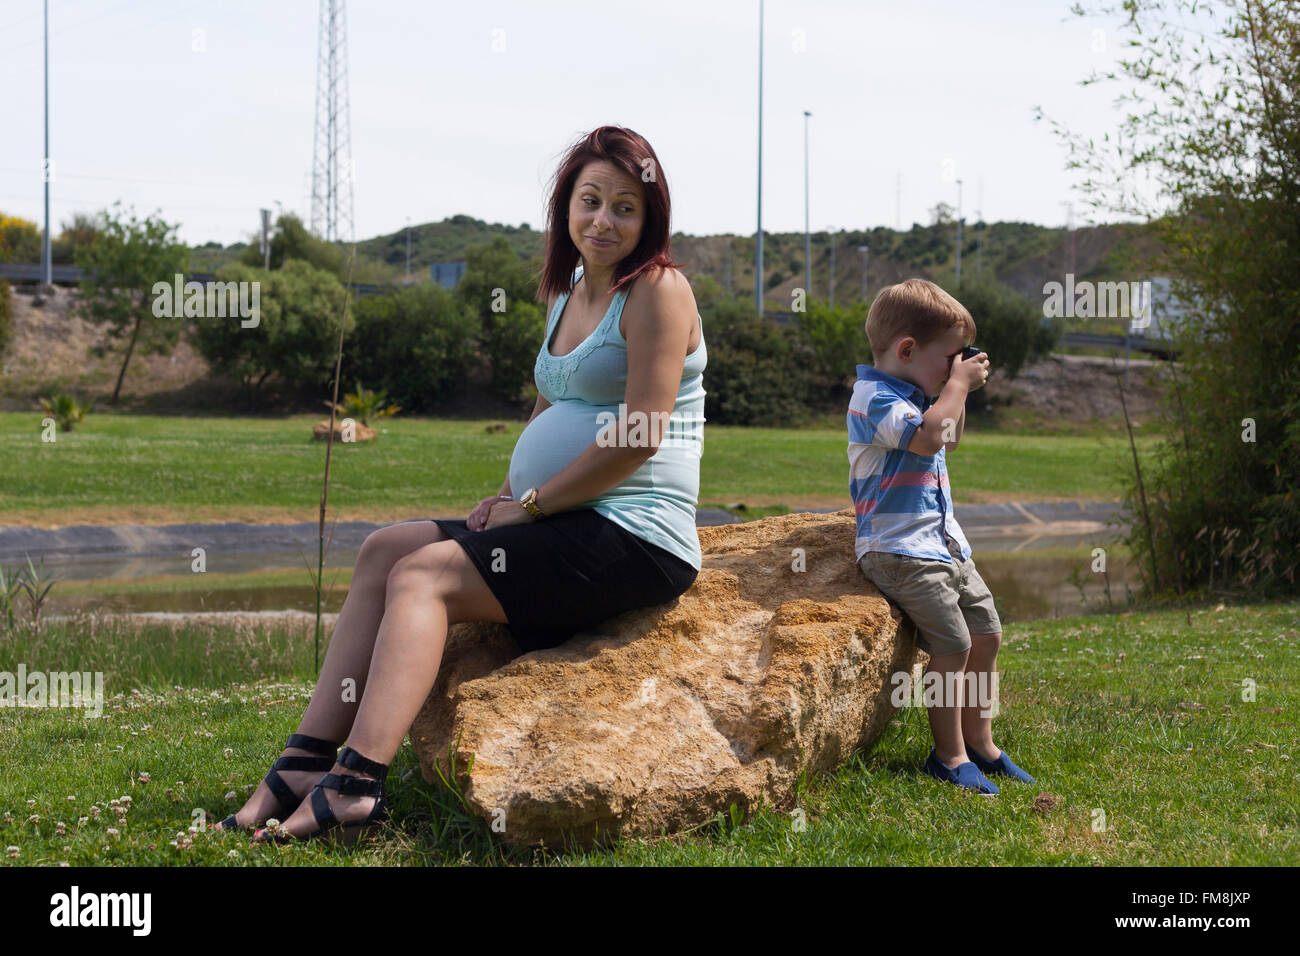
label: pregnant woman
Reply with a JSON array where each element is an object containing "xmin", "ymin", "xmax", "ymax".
[{"xmin": 217, "ymin": 125, "xmax": 707, "ymax": 845}]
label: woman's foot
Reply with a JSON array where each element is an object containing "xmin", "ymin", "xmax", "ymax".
[
  {"xmin": 252, "ymin": 762, "xmax": 380, "ymax": 842},
  {"xmin": 212, "ymin": 738, "xmax": 339, "ymax": 832}
]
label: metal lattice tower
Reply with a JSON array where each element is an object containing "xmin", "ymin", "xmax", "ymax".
[{"xmin": 310, "ymin": 0, "xmax": 354, "ymax": 242}]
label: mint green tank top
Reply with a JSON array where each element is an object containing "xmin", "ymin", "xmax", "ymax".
[{"xmin": 507, "ymin": 265, "xmax": 707, "ymax": 570}]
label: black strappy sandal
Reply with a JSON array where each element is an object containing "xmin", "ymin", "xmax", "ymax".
[
  {"xmin": 213, "ymin": 732, "xmax": 341, "ymax": 833},
  {"xmin": 251, "ymin": 745, "xmax": 389, "ymax": 847}
]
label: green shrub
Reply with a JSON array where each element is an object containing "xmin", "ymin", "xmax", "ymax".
[
  {"xmin": 953, "ymin": 276, "xmax": 1060, "ymax": 384},
  {"xmin": 1048, "ymin": 0, "xmax": 1300, "ymax": 597},
  {"xmin": 189, "ymin": 259, "xmax": 351, "ymax": 407},
  {"xmin": 39, "ymin": 391, "xmax": 94, "ymax": 432},
  {"xmin": 239, "ymin": 213, "xmax": 346, "ymax": 279},
  {"xmin": 345, "ymin": 283, "xmax": 479, "ymax": 411},
  {"xmin": 791, "ymin": 297, "xmax": 871, "ymax": 404},
  {"xmin": 455, "ymin": 236, "xmax": 544, "ymax": 400},
  {"xmin": 700, "ymin": 296, "xmax": 816, "ymax": 426}
]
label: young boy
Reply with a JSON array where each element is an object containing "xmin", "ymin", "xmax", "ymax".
[{"xmin": 847, "ymin": 278, "xmax": 1035, "ymax": 795}]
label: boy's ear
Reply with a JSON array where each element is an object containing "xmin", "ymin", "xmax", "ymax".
[{"xmin": 894, "ymin": 336, "xmax": 917, "ymax": 362}]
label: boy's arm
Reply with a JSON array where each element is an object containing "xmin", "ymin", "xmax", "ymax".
[
  {"xmin": 942, "ymin": 404, "xmax": 966, "ymax": 453},
  {"xmin": 907, "ymin": 378, "xmax": 969, "ymax": 456}
]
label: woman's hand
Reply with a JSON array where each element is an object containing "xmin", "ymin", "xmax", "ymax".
[
  {"xmin": 467, "ymin": 494, "xmax": 512, "ymax": 531},
  {"xmin": 483, "ymin": 499, "xmax": 536, "ymax": 531}
]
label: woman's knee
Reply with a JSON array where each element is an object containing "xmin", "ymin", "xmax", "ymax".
[
  {"xmin": 358, "ymin": 523, "xmax": 447, "ymax": 581},
  {"xmin": 385, "ymin": 542, "xmax": 456, "ymax": 600}
]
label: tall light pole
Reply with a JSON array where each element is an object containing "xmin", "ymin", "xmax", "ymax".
[
  {"xmin": 955, "ymin": 178, "xmax": 964, "ymax": 286},
  {"xmin": 755, "ymin": 0, "xmax": 765, "ymax": 316},
  {"xmin": 858, "ymin": 244, "xmax": 869, "ymax": 301},
  {"xmin": 41, "ymin": 0, "xmax": 51, "ymax": 290},
  {"xmin": 405, "ymin": 217, "xmax": 412, "ymax": 280},
  {"xmin": 828, "ymin": 227, "xmax": 835, "ymax": 307},
  {"xmin": 803, "ymin": 110, "xmax": 812, "ymax": 301}
]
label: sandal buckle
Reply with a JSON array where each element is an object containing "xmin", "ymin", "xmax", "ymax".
[{"xmin": 334, "ymin": 775, "xmax": 370, "ymax": 796}]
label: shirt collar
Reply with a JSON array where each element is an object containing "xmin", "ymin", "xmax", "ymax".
[{"xmin": 857, "ymin": 363, "xmax": 930, "ymax": 409}]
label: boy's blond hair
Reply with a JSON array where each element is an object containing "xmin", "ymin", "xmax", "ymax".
[{"xmin": 865, "ymin": 278, "xmax": 976, "ymax": 354}]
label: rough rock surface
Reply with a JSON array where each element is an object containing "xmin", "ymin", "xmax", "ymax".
[{"xmin": 408, "ymin": 508, "xmax": 921, "ymax": 849}]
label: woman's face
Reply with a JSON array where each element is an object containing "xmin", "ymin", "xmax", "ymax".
[{"xmin": 568, "ymin": 160, "xmax": 645, "ymax": 269}]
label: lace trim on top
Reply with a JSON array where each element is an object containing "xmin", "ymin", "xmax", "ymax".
[{"xmin": 534, "ymin": 267, "xmax": 626, "ymax": 402}]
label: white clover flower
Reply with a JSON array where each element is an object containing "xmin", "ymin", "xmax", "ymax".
[
  {"xmin": 7, "ymin": 846, "xmax": 19, "ymax": 859},
  {"xmin": 106, "ymin": 828, "xmax": 120, "ymax": 839},
  {"xmin": 224, "ymin": 791, "xmax": 237, "ymax": 802}
]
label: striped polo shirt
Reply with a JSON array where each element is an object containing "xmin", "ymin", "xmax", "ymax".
[{"xmin": 846, "ymin": 363, "xmax": 972, "ymax": 564}]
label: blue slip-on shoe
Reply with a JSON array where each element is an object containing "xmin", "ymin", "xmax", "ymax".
[
  {"xmin": 965, "ymin": 743, "xmax": 1036, "ymax": 784},
  {"xmin": 923, "ymin": 748, "xmax": 999, "ymax": 795}
]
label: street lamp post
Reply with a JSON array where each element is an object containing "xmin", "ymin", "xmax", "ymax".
[
  {"xmin": 955, "ymin": 178, "xmax": 964, "ymax": 286},
  {"xmin": 41, "ymin": 0, "xmax": 51, "ymax": 292},
  {"xmin": 803, "ymin": 110, "xmax": 812, "ymax": 302},
  {"xmin": 858, "ymin": 245, "xmax": 869, "ymax": 302},
  {"xmin": 828, "ymin": 228, "xmax": 835, "ymax": 307},
  {"xmin": 755, "ymin": 0, "xmax": 765, "ymax": 316}
]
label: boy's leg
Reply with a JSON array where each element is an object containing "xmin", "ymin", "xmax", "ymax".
[
  {"xmin": 955, "ymin": 558, "xmax": 1004, "ymax": 761},
  {"xmin": 858, "ymin": 552, "xmax": 974, "ymax": 770},
  {"xmin": 961, "ymin": 631, "xmax": 1001, "ymax": 761},
  {"xmin": 925, "ymin": 647, "xmax": 972, "ymax": 769}
]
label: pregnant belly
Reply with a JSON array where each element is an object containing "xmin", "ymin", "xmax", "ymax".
[{"xmin": 508, "ymin": 401, "xmax": 621, "ymax": 497}]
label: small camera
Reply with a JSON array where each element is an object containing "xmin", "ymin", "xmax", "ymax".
[{"xmin": 960, "ymin": 345, "xmax": 985, "ymax": 361}]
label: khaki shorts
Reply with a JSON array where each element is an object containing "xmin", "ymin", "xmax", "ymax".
[{"xmin": 857, "ymin": 550, "xmax": 1002, "ymax": 657}]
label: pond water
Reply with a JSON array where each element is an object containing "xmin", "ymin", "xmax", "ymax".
[{"xmin": 34, "ymin": 529, "xmax": 1137, "ymax": 626}]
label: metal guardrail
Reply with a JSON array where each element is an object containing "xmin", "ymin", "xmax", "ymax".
[
  {"xmin": 1060, "ymin": 332, "xmax": 1176, "ymax": 356},
  {"xmin": 759, "ymin": 310, "xmax": 1176, "ymax": 358},
  {"xmin": 0, "ymin": 262, "xmax": 391, "ymax": 296},
  {"xmin": 0, "ymin": 263, "xmax": 84, "ymax": 282}
]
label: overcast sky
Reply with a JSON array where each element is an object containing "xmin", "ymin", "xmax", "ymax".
[{"xmin": 2, "ymin": 0, "xmax": 1155, "ymax": 247}]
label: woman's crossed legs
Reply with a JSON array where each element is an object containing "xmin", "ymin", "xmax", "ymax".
[{"xmin": 218, "ymin": 519, "xmax": 507, "ymax": 837}]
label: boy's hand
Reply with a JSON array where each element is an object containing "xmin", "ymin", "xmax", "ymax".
[{"xmin": 948, "ymin": 350, "xmax": 990, "ymax": 392}]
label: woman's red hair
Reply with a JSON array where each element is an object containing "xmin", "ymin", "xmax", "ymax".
[{"xmin": 536, "ymin": 125, "xmax": 683, "ymax": 303}]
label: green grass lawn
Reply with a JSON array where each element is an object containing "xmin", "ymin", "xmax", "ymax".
[
  {"xmin": 0, "ymin": 412, "xmax": 1155, "ymax": 526},
  {"xmin": 1, "ymin": 601, "xmax": 1295, "ymax": 865}
]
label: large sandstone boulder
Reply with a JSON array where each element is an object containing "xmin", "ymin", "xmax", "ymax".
[{"xmin": 408, "ymin": 507, "xmax": 922, "ymax": 849}]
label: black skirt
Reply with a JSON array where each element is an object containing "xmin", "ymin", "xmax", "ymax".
[{"xmin": 431, "ymin": 507, "xmax": 698, "ymax": 652}]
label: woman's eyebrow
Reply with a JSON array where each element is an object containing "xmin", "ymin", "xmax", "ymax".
[{"xmin": 579, "ymin": 182, "xmax": 637, "ymax": 197}]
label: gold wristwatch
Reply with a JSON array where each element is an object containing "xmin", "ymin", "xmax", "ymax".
[{"xmin": 519, "ymin": 487, "xmax": 546, "ymax": 519}]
